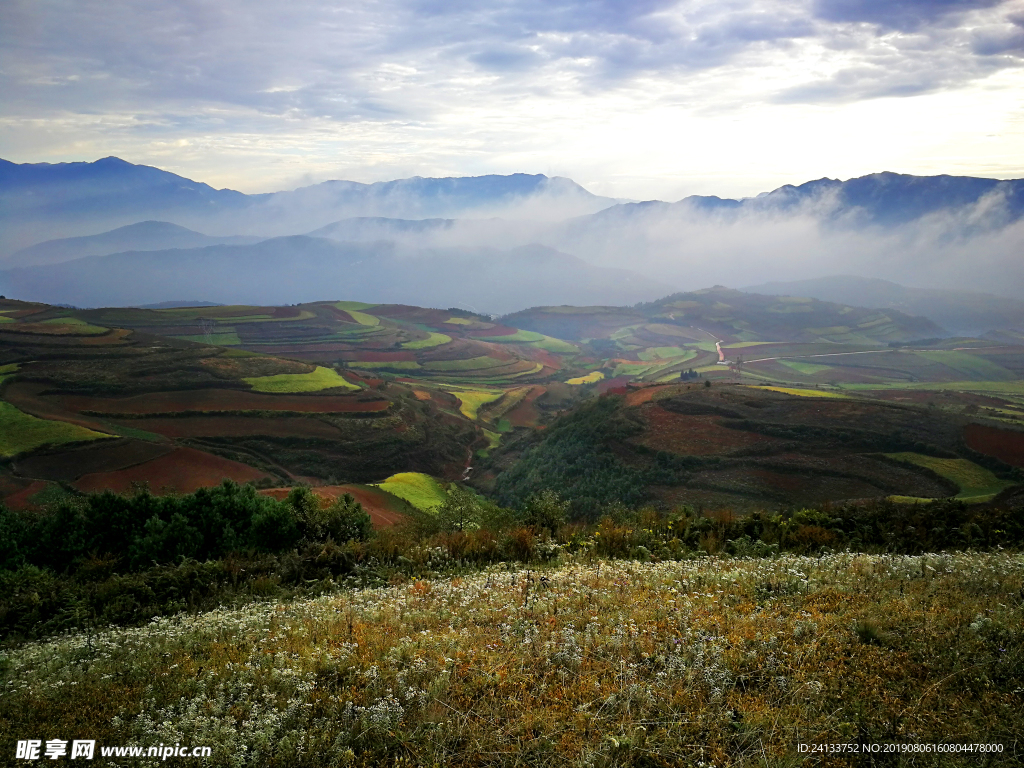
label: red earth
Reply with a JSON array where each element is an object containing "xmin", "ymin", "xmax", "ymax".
[
  {"xmin": 58, "ymin": 389, "xmax": 390, "ymax": 414},
  {"xmin": 110, "ymin": 416, "xmax": 346, "ymax": 440},
  {"xmin": 73, "ymin": 447, "xmax": 268, "ymax": 495},
  {"xmin": 632, "ymin": 403, "xmax": 781, "ymax": 456},
  {"xmin": 964, "ymin": 423, "xmax": 1024, "ymax": 467},
  {"xmin": 14, "ymin": 439, "xmax": 174, "ymax": 481}
]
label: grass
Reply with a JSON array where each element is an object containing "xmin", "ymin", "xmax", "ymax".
[
  {"xmin": 0, "ymin": 364, "xmax": 19, "ymax": 375},
  {"xmin": 886, "ymin": 452, "xmax": 1015, "ymax": 501},
  {"xmin": 174, "ymin": 332, "xmax": 242, "ymax": 346},
  {"xmin": 443, "ymin": 317, "xmax": 473, "ymax": 325},
  {"xmin": 401, "ymin": 332, "xmax": 452, "ymax": 349},
  {"xmin": 3, "ymin": 551, "xmax": 1020, "ymax": 767},
  {"xmin": 754, "ymin": 385, "xmax": 849, "ymax": 398},
  {"xmin": 566, "ymin": 371, "xmax": 605, "ymax": 385},
  {"xmin": 482, "ymin": 330, "xmax": 546, "ymax": 343},
  {"xmin": 244, "ymin": 366, "xmax": 359, "ymax": 393},
  {"xmin": 637, "ymin": 346, "xmax": 687, "ymax": 361},
  {"xmin": 334, "ymin": 301, "xmax": 378, "ymax": 311},
  {"xmin": 0, "ymin": 315, "xmax": 13, "ymax": 324},
  {"xmin": 777, "ymin": 360, "xmax": 832, "ymax": 375},
  {"xmin": 529, "ymin": 336, "xmax": 577, "ymax": 354},
  {"xmin": 38, "ymin": 317, "xmax": 108, "ymax": 335},
  {"xmin": 348, "ymin": 360, "xmax": 422, "ymax": 371},
  {"xmin": 0, "ymin": 401, "xmax": 111, "ymax": 458},
  {"xmin": 374, "ymin": 471, "xmax": 448, "ymax": 511},
  {"xmin": 346, "ymin": 310, "xmax": 380, "ymax": 327},
  {"xmin": 915, "ymin": 351, "xmax": 1016, "ymax": 381},
  {"xmin": 448, "ymin": 389, "xmax": 504, "ymax": 419}
]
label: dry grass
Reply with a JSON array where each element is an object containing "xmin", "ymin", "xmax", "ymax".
[{"xmin": 2, "ymin": 550, "xmax": 1021, "ymax": 767}]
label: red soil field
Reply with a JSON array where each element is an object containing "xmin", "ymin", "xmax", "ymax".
[
  {"xmin": 342, "ymin": 350, "xmax": 416, "ymax": 362},
  {"xmin": 14, "ymin": 439, "xmax": 174, "ymax": 482},
  {"xmin": 632, "ymin": 404, "xmax": 780, "ymax": 455},
  {"xmin": 113, "ymin": 416, "xmax": 345, "ymax": 440},
  {"xmin": 2, "ymin": 480, "xmax": 50, "ymax": 511},
  {"xmin": 59, "ymin": 389, "xmax": 390, "ymax": 414},
  {"xmin": 3, "ymin": 382, "xmax": 116, "ymax": 433},
  {"xmin": 273, "ymin": 306, "xmax": 302, "ymax": 318},
  {"xmin": 964, "ymin": 423, "xmax": 1024, "ymax": 467},
  {"xmin": 506, "ymin": 386, "xmax": 545, "ymax": 428},
  {"xmin": 261, "ymin": 484, "xmax": 409, "ymax": 528},
  {"xmin": 625, "ymin": 384, "xmax": 677, "ymax": 407},
  {"xmin": 73, "ymin": 447, "xmax": 268, "ymax": 495},
  {"xmin": 595, "ymin": 376, "xmax": 632, "ymax": 395}
]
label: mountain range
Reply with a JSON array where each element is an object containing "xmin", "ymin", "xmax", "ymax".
[{"xmin": 1, "ymin": 156, "xmax": 1022, "ymax": 315}]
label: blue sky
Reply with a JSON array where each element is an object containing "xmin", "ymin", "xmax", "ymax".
[{"xmin": 1, "ymin": 0, "xmax": 1021, "ymax": 199}]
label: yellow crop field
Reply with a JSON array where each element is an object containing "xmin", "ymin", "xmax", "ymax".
[{"xmin": 566, "ymin": 371, "xmax": 605, "ymax": 385}]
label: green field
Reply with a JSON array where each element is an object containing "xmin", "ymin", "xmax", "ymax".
[
  {"xmin": 915, "ymin": 350, "xmax": 1016, "ymax": 380},
  {"xmin": 886, "ymin": 452, "xmax": 1014, "ymax": 501},
  {"xmin": 529, "ymin": 336, "xmax": 577, "ymax": 354},
  {"xmin": 482, "ymin": 330, "xmax": 545, "ymax": 343},
  {"xmin": 401, "ymin": 332, "xmax": 452, "ymax": 349},
  {"xmin": 0, "ymin": 401, "xmax": 111, "ymax": 458},
  {"xmin": 424, "ymin": 356, "xmax": 506, "ymax": 372},
  {"xmin": 348, "ymin": 360, "xmax": 422, "ymax": 371},
  {"xmin": 777, "ymin": 360, "xmax": 832, "ymax": 375},
  {"xmin": 174, "ymin": 332, "xmax": 242, "ymax": 346},
  {"xmin": 637, "ymin": 346, "xmax": 687, "ymax": 361},
  {"xmin": 243, "ymin": 366, "xmax": 359, "ymax": 393},
  {"xmin": 39, "ymin": 317, "xmax": 108, "ymax": 334},
  {"xmin": 0, "ymin": 315, "xmax": 13, "ymax": 324},
  {"xmin": 334, "ymin": 301, "xmax": 377, "ymax": 311},
  {"xmin": 345, "ymin": 310, "xmax": 380, "ymax": 327},
  {"xmin": 374, "ymin": 471, "xmax": 448, "ymax": 511}
]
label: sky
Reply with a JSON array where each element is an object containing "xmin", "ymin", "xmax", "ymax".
[{"xmin": 1, "ymin": 0, "xmax": 1022, "ymax": 200}]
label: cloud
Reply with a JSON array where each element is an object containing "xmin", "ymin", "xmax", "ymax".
[
  {"xmin": 1, "ymin": 0, "xmax": 1022, "ymax": 196},
  {"xmin": 813, "ymin": 0, "xmax": 1004, "ymax": 31}
]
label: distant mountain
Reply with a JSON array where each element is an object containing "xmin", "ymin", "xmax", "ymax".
[
  {"xmin": 0, "ymin": 157, "xmax": 250, "ymax": 252},
  {"xmin": 307, "ymin": 217, "xmax": 456, "ymax": 241},
  {"xmin": 0, "ymin": 237, "xmax": 668, "ymax": 314},
  {"xmin": 1, "ymin": 221, "xmax": 262, "ymax": 268},
  {"xmin": 0, "ymin": 157, "xmax": 618, "ymax": 254},
  {"xmin": 745, "ymin": 276, "xmax": 1024, "ymax": 336},
  {"xmin": 504, "ymin": 285, "xmax": 943, "ymax": 344}
]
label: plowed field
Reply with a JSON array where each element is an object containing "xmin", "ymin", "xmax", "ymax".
[
  {"xmin": 73, "ymin": 447, "xmax": 268, "ymax": 494},
  {"xmin": 14, "ymin": 439, "xmax": 173, "ymax": 481},
  {"xmin": 633, "ymin": 404, "xmax": 780, "ymax": 455},
  {"xmin": 963, "ymin": 423, "xmax": 1024, "ymax": 467},
  {"xmin": 59, "ymin": 389, "xmax": 390, "ymax": 414},
  {"xmin": 109, "ymin": 416, "xmax": 345, "ymax": 440}
]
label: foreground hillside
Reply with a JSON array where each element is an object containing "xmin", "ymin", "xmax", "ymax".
[{"xmin": 3, "ymin": 551, "xmax": 1021, "ymax": 767}]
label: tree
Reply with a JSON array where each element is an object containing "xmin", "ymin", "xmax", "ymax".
[{"xmin": 434, "ymin": 485, "xmax": 483, "ymax": 532}]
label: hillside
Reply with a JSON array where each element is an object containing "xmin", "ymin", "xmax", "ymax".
[
  {"xmin": 486, "ymin": 382, "xmax": 1020, "ymax": 514},
  {"xmin": 1, "ymin": 221, "xmax": 262, "ymax": 268},
  {"xmin": 505, "ymin": 286, "xmax": 943, "ymax": 344},
  {"xmin": 0, "ymin": 297, "xmax": 486, "ymax": 514},
  {"xmin": 0, "ymin": 238, "xmax": 667, "ymax": 313},
  {"xmin": 746, "ymin": 275, "xmax": 1024, "ymax": 336}
]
